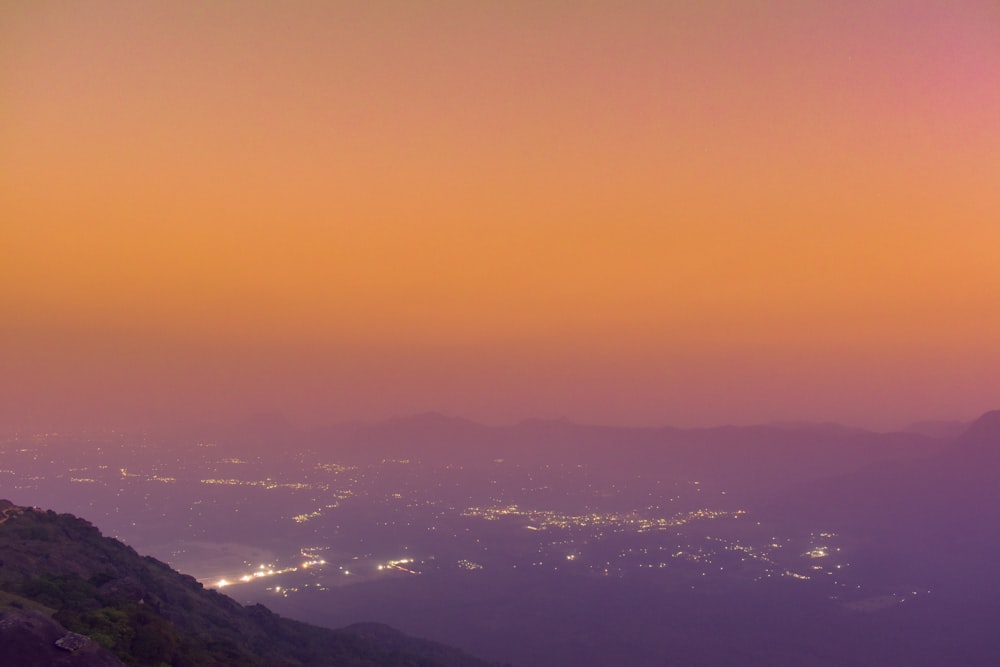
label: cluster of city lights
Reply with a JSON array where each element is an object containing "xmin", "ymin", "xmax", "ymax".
[
  {"xmin": 201, "ymin": 478, "xmax": 325, "ymax": 491},
  {"xmin": 461, "ymin": 504, "xmax": 746, "ymax": 533},
  {"xmin": 213, "ymin": 558, "xmax": 327, "ymax": 589},
  {"xmin": 376, "ymin": 558, "xmax": 419, "ymax": 575}
]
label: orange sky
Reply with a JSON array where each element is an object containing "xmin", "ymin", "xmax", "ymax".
[{"xmin": 2, "ymin": 1, "xmax": 999, "ymax": 430}]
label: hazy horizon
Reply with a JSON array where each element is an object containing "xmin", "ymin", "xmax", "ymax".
[{"xmin": 0, "ymin": 405, "xmax": 989, "ymax": 440}]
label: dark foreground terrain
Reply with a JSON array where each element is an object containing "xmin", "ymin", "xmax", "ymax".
[{"xmin": 0, "ymin": 500, "xmax": 498, "ymax": 667}]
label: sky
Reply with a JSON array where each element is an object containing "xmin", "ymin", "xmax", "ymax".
[{"xmin": 2, "ymin": 1, "xmax": 999, "ymax": 431}]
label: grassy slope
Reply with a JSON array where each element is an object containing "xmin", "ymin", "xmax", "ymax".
[{"xmin": 0, "ymin": 501, "xmax": 497, "ymax": 667}]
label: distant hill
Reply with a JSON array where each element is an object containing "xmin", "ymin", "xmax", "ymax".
[
  {"xmin": 954, "ymin": 409, "xmax": 1000, "ymax": 463},
  {"xmin": 901, "ymin": 419, "xmax": 969, "ymax": 439},
  {"xmin": 769, "ymin": 410, "xmax": 1000, "ymax": 591},
  {"xmin": 144, "ymin": 412, "xmax": 946, "ymax": 492},
  {"xmin": 297, "ymin": 414, "xmax": 944, "ymax": 498},
  {"xmin": 0, "ymin": 500, "xmax": 500, "ymax": 667}
]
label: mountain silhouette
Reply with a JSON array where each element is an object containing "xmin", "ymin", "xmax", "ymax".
[
  {"xmin": 769, "ymin": 409, "xmax": 1000, "ymax": 596},
  {"xmin": 955, "ymin": 409, "xmax": 1000, "ymax": 461},
  {"xmin": 300, "ymin": 414, "xmax": 942, "ymax": 499}
]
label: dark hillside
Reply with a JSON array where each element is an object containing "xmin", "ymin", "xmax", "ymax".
[{"xmin": 0, "ymin": 500, "xmax": 499, "ymax": 667}]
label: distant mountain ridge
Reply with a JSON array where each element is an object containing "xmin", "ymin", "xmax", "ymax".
[
  {"xmin": 902, "ymin": 419, "xmax": 969, "ymax": 439},
  {"xmin": 769, "ymin": 410, "xmax": 1000, "ymax": 576},
  {"xmin": 334, "ymin": 414, "xmax": 947, "ymax": 495},
  {"xmin": 955, "ymin": 409, "xmax": 1000, "ymax": 453},
  {"xmin": 137, "ymin": 411, "xmax": 951, "ymax": 499},
  {"xmin": 0, "ymin": 500, "xmax": 500, "ymax": 667}
]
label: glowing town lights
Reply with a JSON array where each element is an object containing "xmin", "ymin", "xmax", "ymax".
[
  {"xmin": 205, "ymin": 556, "xmax": 328, "ymax": 591},
  {"xmin": 373, "ymin": 558, "xmax": 422, "ymax": 575},
  {"xmin": 464, "ymin": 505, "xmax": 745, "ymax": 533}
]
